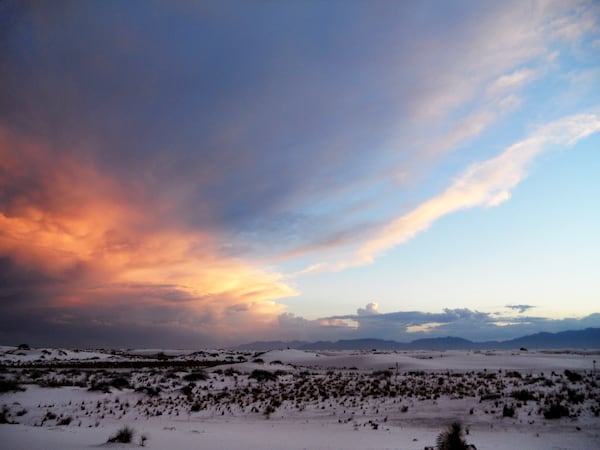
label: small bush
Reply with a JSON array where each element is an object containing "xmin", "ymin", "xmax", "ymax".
[
  {"xmin": 107, "ymin": 425, "xmax": 135, "ymax": 443},
  {"xmin": 0, "ymin": 407, "xmax": 11, "ymax": 424},
  {"xmin": 110, "ymin": 377, "xmax": 130, "ymax": 389},
  {"xmin": 249, "ymin": 369, "xmax": 278, "ymax": 382},
  {"xmin": 183, "ymin": 370, "xmax": 208, "ymax": 382},
  {"xmin": 511, "ymin": 389, "xmax": 536, "ymax": 401},
  {"xmin": 180, "ymin": 383, "xmax": 195, "ymax": 396},
  {"xmin": 88, "ymin": 381, "xmax": 111, "ymax": 393},
  {"xmin": 373, "ymin": 370, "xmax": 392, "ymax": 378},
  {"xmin": 564, "ymin": 370, "xmax": 582, "ymax": 383},
  {"xmin": 57, "ymin": 416, "xmax": 73, "ymax": 426},
  {"xmin": 0, "ymin": 379, "xmax": 25, "ymax": 393},
  {"xmin": 543, "ymin": 402, "xmax": 570, "ymax": 419},
  {"xmin": 135, "ymin": 386, "xmax": 160, "ymax": 397},
  {"xmin": 436, "ymin": 421, "xmax": 472, "ymax": 450},
  {"xmin": 502, "ymin": 404, "xmax": 515, "ymax": 418},
  {"xmin": 567, "ymin": 388, "xmax": 585, "ymax": 404},
  {"xmin": 190, "ymin": 403, "xmax": 202, "ymax": 412}
]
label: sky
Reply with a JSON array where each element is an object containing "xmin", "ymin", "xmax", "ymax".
[{"xmin": 1, "ymin": 0, "xmax": 599, "ymax": 348}]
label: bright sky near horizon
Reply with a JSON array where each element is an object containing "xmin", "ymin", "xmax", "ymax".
[{"xmin": 1, "ymin": 1, "xmax": 599, "ymax": 347}]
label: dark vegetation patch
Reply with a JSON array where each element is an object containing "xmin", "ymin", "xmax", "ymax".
[
  {"xmin": 183, "ymin": 370, "xmax": 208, "ymax": 382},
  {"xmin": 0, "ymin": 379, "xmax": 25, "ymax": 393},
  {"xmin": 543, "ymin": 402, "xmax": 570, "ymax": 419},
  {"xmin": 107, "ymin": 425, "xmax": 135, "ymax": 443},
  {"xmin": 249, "ymin": 369, "xmax": 278, "ymax": 382}
]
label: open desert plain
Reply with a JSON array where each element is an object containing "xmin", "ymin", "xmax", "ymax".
[{"xmin": 1, "ymin": 346, "xmax": 599, "ymax": 449}]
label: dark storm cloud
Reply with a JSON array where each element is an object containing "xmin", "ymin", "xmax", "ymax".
[
  {"xmin": 302, "ymin": 304, "xmax": 600, "ymax": 343},
  {"xmin": 329, "ymin": 307, "xmax": 492, "ymax": 326},
  {"xmin": 0, "ymin": 0, "xmax": 498, "ymax": 242},
  {"xmin": 2, "ymin": 1, "xmax": 597, "ymax": 349}
]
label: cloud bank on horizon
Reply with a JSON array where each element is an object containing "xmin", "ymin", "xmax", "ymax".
[{"xmin": 1, "ymin": 1, "xmax": 599, "ymax": 347}]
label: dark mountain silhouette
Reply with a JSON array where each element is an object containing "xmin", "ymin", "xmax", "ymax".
[{"xmin": 234, "ymin": 327, "xmax": 600, "ymax": 351}]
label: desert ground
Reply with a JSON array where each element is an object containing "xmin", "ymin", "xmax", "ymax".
[{"xmin": 1, "ymin": 346, "xmax": 599, "ymax": 449}]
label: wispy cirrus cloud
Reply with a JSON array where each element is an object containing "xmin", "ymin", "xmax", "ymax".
[{"xmin": 355, "ymin": 113, "xmax": 600, "ymax": 266}]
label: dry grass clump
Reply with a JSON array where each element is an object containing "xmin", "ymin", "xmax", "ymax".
[{"xmin": 107, "ymin": 425, "xmax": 135, "ymax": 443}]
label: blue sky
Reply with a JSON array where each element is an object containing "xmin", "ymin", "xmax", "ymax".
[{"xmin": 0, "ymin": 1, "xmax": 599, "ymax": 347}]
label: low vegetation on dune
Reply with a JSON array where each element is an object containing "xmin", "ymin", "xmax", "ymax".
[
  {"xmin": 0, "ymin": 347, "xmax": 598, "ymax": 448},
  {"xmin": 107, "ymin": 425, "xmax": 135, "ymax": 443}
]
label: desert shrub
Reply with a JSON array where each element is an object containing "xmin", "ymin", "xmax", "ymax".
[
  {"xmin": 505, "ymin": 371, "xmax": 522, "ymax": 379},
  {"xmin": 107, "ymin": 425, "xmax": 135, "ymax": 443},
  {"xmin": 0, "ymin": 406, "xmax": 11, "ymax": 424},
  {"xmin": 270, "ymin": 360, "xmax": 283, "ymax": 365},
  {"xmin": 88, "ymin": 381, "xmax": 111, "ymax": 393},
  {"xmin": 435, "ymin": 421, "xmax": 472, "ymax": 450},
  {"xmin": 135, "ymin": 386, "xmax": 160, "ymax": 397},
  {"xmin": 567, "ymin": 388, "xmax": 585, "ymax": 404},
  {"xmin": 373, "ymin": 370, "xmax": 392, "ymax": 379},
  {"xmin": 190, "ymin": 403, "xmax": 202, "ymax": 412},
  {"xmin": 110, "ymin": 377, "xmax": 130, "ymax": 389},
  {"xmin": 564, "ymin": 370, "xmax": 582, "ymax": 383},
  {"xmin": 510, "ymin": 389, "xmax": 536, "ymax": 401},
  {"xmin": 57, "ymin": 416, "xmax": 73, "ymax": 426},
  {"xmin": 249, "ymin": 369, "xmax": 278, "ymax": 382},
  {"xmin": 264, "ymin": 404, "xmax": 276, "ymax": 416},
  {"xmin": 183, "ymin": 370, "xmax": 208, "ymax": 382},
  {"xmin": 181, "ymin": 383, "xmax": 195, "ymax": 396},
  {"xmin": 252, "ymin": 358, "xmax": 265, "ymax": 364},
  {"xmin": 502, "ymin": 404, "xmax": 515, "ymax": 418},
  {"xmin": 0, "ymin": 379, "xmax": 25, "ymax": 393},
  {"xmin": 17, "ymin": 343, "xmax": 30, "ymax": 350},
  {"xmin": 224, "ymin": 367, "xmax": 239, "ymax": 376},
  {"xmin": 139, "ymin": 434, "xmax": 148, "ymax": 447},
  {"xmin": 26, "ymin": 369, "xmax": 44, "ymax": 380},
  {"xmin": 480, "ymin": 393, "xmax": 501, "ymax": 401},
  {"xmin": 543, "ymin": 402, "xmax": 570, "ymax": 419}
]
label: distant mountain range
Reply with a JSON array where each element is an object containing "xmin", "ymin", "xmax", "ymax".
[{"xmin": 234, "ymin": 327, "xmax": 600, "ymax": 351}]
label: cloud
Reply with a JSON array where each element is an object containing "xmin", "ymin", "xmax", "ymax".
[
  {"xmin": 252, "ymin": 307, "xmax": 600, "ymax": 344},
  {"xmin": 506, "ymin": 304, "xmax": 536, "ymax": 314},
  {"xmin": 0, "ymin": 128, "xmax": 297, "ymax": 346},
  {"xmin": 357, "ymin": 302, "xmax": 379, "ymax": 316},
  {"xmin": 486, "ymin": 69, "xmax": 538, "ymax": 99},
  {"xmin": 355, "ymin": 114, "xmax": 600, "ymax": 265},
  {"xmin": 0, "ymin": 1, "xmax": 598, "ymax": 347}
]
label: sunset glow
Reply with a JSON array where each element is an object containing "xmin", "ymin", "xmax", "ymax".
[{"xmin": 1, "ymin": 1, "xmax": 599, "ymax": 347}]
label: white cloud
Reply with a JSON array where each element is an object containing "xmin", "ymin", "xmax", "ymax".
[
  {"xmin": 357, "ymin": 114, "xmax": 600, "ymax": 264},
  {"xmin": 357, "ymin": 302, "xmax": 379, "ymax": 316},
  {"xmin": 486, "ymin": 69, "xmax": 538, "ymax": 99}
]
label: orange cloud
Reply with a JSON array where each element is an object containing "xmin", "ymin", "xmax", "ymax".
[{"xmin": 0, "ymin": 128, "xmax": 296, "ymax": 340}]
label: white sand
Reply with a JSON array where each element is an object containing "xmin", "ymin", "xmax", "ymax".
[{"xmin": 1, "ymin": 347, "xmax": 598, "ymax": 449}]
